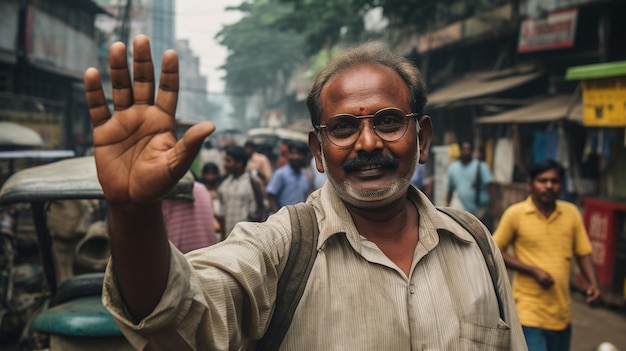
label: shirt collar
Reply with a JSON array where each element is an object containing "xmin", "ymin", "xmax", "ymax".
[
  {"xmin": 309, "ymin": 183, "xmax": 474, "ymax": 252},
  {"xmin": 521, "ymin": 195, "xmax": 563, "ymax": 216}
]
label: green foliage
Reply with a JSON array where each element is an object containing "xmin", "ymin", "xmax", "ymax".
[
  {"xmin": 275, "ymin": 0, "xmax": 370, "ymax": 54},
  {"xmin": 218, "ymin": 0, "xmax": 491, "ymax": 96},
  {"xmin": 276, "ymin": 0, "xmax": 489, "ymax": 53},
  {"xmin": 216, "ymin": 0, "xmax": 305, "ymax": 96}
]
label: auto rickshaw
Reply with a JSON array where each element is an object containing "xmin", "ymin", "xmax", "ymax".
[{"xmin": 0, "ymin": 156, "xmax": 194, "ymax": 350}]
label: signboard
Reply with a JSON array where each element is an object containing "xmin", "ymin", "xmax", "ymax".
[
  {"xmin": 26, "ymin": 7, "xmax": 97, "ymax": 79},
  {"xmin": 518, "ymin": 8, "xmax": 578, "ymax": 53},
  {"xmin": 0, "ymin": 1, "xmax": 19, "ymax": 63},
  {"xmin": 581, "ymin": 77, "xmax": 626, "ymax": 126}
]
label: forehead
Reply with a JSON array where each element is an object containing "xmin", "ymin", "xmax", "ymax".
[
  {"xmin": 319, "ymin": 63, "xmax": 410, "ymax": 118},
  {"xmin": 533, "ymin": 168, "xmax": 561, "ymax": 180}
]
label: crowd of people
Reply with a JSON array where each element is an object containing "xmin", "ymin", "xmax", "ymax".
[
  {"xmin": 192, "ymin": 138, "xmax": 323, "ymax": 242},
  {"xmin": 75, "ymin": 34, "xmax": 603, "ymax": 351}
]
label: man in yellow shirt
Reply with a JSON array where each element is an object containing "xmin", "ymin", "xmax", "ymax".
[{"xmin": 493, "ymin": 159, "xmax": 601, "ymax": 351}]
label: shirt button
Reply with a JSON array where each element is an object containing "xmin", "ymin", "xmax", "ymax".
[{"xmin": 409, "ymin": 285, "xmax": 415, "ymax": 294}]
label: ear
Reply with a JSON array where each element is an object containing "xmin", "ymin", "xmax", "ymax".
[
  {"xmin": 417, "ymin": 115, "xmax": 432, "ymax": 164},
  {"xmin": 308, "ymin": 130, "xmax": 325, "ymax": 173}
]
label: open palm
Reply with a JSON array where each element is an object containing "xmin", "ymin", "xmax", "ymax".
[{"xmin": 84, "ymin": 35, "xmax": 214, "ymax": 204}]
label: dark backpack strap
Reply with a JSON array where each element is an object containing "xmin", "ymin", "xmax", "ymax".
[
  {"xmin": 256, "ymin": 203, "xmax": 319, "ymax": 351},
  {"xmin": 436, "ymin": 206, "xmax": 505, "ymax": 320}
]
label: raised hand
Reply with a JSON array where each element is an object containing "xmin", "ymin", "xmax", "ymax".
[{"xmin": 84, "ymin": 35, "xmax": 214, "ymax": 205}]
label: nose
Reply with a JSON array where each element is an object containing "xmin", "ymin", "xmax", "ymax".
[{"xmin": 353, "ymin": 118, "xmax": 383, "ymax": 152}]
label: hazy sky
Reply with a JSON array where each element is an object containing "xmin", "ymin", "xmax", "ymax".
[{"xmin": 175, "ymin": 0, "xmax": 243, "ymax": 93}]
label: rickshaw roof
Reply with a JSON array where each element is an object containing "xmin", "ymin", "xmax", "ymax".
[{"xmin": 0, "ymin": 156, "xmax": 194, "ymax": 205}]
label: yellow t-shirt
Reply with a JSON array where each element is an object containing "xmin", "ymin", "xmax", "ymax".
[{"xmin": 493, "ymin": 196, "xmax": 593, "ymax": 330}]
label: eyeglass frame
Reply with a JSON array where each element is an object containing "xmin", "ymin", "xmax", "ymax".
[{"xmin": 314, "ymin": 107, "xmax": 422, "ymax": 148}]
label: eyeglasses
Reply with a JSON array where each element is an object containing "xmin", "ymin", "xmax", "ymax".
[{"xmin": 315, "ymin": 107, "xmax": 419, "ymax": 148}]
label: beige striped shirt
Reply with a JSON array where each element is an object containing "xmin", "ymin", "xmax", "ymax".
[{"xmin": 103, "ymin": 184, "xmax": 527, "ymax": 350}]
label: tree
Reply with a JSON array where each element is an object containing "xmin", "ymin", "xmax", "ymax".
[
  {"xmin": 276, "ymin": 0, "xmax": 489, "ymax": 54},
  {"xmin": 216, "ymin": 0, "xmax": 305, "ymax": 101}
]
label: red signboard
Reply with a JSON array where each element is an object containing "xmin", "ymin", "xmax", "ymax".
[
  {"xmin": 574, "ymin": 197, "xmax": 626, "ymax": 305},
  {"xmin": 518, "ymin": 8, "xmax": 578, "ymax": 53}
]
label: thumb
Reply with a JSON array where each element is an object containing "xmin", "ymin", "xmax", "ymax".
[{"xmin": 170, "ymin": 121, "xmax": 216, "ymax": 176}]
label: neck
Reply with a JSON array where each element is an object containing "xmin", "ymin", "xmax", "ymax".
[
  {"xmin": 344, "ymin": 195, "xmax": 416, "ymax": 241},
  {"xmin": 532, "ymin": 196, "xmax": 556, "ymax": 217}
]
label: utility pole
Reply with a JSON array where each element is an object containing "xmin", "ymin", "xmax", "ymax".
[{"xmin": 119, "ymin": 0, "xmax": 133, "ymax": 46}]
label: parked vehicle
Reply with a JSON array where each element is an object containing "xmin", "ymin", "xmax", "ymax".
[{"xmin": 0, "ymin": 156, "xmax": 194, "ymax": 350}]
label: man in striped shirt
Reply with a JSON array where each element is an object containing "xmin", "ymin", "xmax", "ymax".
[
  {"xmin": 493, "ymin": 159, "xmax": 601, "ymax": 351},
  {"xmin": 85, "ymin": 35, "xmax": 526, "ymax": 350}
]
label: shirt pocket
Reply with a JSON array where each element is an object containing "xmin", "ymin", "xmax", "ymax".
[{"xmin": 459, "ymin": 319, "xmax": 511, "ymax": 351}]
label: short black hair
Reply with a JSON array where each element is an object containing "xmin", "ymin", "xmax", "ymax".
[
  {"xmin": 224, "ymin": 145, "xmax": 249, "ymax": 165},
  {"xmin": 244, "ymin": 140, "xmax": 255, "ymax": 149},
  {"xmin": 288, "ymin": 141, "xmax": 309, "ymax": 155},
  {"xmin": 528, "ymin": 159, "xmax": 565, "ymax": 181},
  {"xmin": 202, "ymin": 162, "xmax": 220, "ymax": 175}
]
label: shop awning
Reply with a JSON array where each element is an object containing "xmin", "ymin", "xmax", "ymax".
[
  {"xmin": 0, "ymin": 122, "xmax": 44, "ymax": 148},
  {"xmin": 427, "ymin": 66, "xmax": 544, "ymax": 108},
  {"xmin": 475, "ymin": 95, "xmax": 582, "ymax": 124}
]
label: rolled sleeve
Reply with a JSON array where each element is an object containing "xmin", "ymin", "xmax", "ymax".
[
  {"xmin": 102, "ymin": 245, "xmax": 205, "ymax": 350},
  {"xmin": 102, "ymin": 210, "xmax": 294, "ymax": 350}
]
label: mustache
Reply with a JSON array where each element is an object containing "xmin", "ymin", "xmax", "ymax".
[{"xmin": 342, "ymin": 152, "xmax": 399, "ymax": 172}]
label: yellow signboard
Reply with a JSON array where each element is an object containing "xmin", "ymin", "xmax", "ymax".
[{"xmin": 582, "ymin": 77, "xmax": 626, "ymax": 126}]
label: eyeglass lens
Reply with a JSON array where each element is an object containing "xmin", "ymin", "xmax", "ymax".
[{"xmin": 324, "ymin": 108, "xmax": 410, "ymax": 147}]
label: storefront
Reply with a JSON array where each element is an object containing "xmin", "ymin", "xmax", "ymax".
[{"xmin": 567, "ymin": 60, "xmax": 626, "ymax": 306}]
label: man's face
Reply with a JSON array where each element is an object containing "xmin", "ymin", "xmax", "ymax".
[
  {"xmin": 287, "ymin": 148, "xmax": 306, "ymax": 169},
  {"xmin": 203, "ymin": 171, "xmax": 219, "ymax": 185},
  {"xmin": 460, "ymin": 142, "xmax": 472, "ymax": 162},
  {"xmin": 223, "ymin": 154, "xmax": 241, "ymax": 175},
  {"xmin": 529, "ymin": 168, "xmax": 562, "ymax": 206},
  {"xmin": 309, "ymin": 63, "xmax": 431, "ymax": 208}
]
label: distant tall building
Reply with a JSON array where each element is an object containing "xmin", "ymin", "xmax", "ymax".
[
  {"xmin": 93, "ymin": 0, "xmax": 211, "ymax": 123},
  {"xmin": 144, "ymin": 0, "xmax": 175, "ymax": 81},
  {"xmin": 176, "ymin": 39, "xmax": 210, "ymax": 123}
]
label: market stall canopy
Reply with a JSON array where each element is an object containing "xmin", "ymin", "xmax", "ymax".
[
  {"xmin": 246, "ymin": 127, "xmax": 308, "ymax": 144},
  {"xmin": 475, "ymin": 95, "xmax": 582, "ymax": 124},
  {"xmin": 427, "ymin": 66, "xmax": 544, "ymax": 109},
  {"xmin": 0, "ymin": 122, "xmax": 43, "ymax": 148}
]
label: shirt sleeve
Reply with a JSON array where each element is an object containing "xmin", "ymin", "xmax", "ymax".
[
  {"xmin": 572, "ymin": 206, "xmax": 593, "ymax": 257},
  {"xmin": 480, "ymin": 161, "xmax": 495, "ymax": 185},
  {"xmin": 102, "ymin": 210, "xmax": 294, "ymax": 350},
  {"xmin": 492, "ymin": 207, "xmax": 516, "ymax": 251},
  {"xmin": 265, "ymin": 169, "xmax": 283, "ymax": 196}
]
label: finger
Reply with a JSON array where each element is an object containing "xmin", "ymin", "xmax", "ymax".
[
  {"xmin": 84, "ymin": 67, "xmax": 111, "ymax": 128},
  {"xmin": 109, "ymin": 41, "xmax": 133, "ymax": 111},
  {"xmin": 170, "ymin": 121, "xmax": 216, "ymax": 177},
  {"xmin": 132, "ymin": 35, "xmax": 155, "ymax": 105},
  {"xmin": 155, "ymin": 50, "xmax": 179, "ymax": 117}
]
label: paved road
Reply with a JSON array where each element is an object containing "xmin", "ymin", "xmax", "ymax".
[{"xmin": 571, "ymin": 290, "xmax": 626, "ymax": 351}]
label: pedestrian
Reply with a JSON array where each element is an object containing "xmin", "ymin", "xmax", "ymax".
[
  {"xmin": 201, "ymin": 162, "xmax": 224, "ymax": 239},
  {"xmin": 83, "ymin": 35, "xmax": 526, "ymax": 350},
  {"xmin": 217, "ymin": 145, "xmax": 267, "ymax": 237},
  {"xmin": 198, "ymin": 139, "xmax": 224, "ymax": 175},
  {"xmin": 244, "ymin": 140, "xmax": 273, "ymax": 184},
  {"xmin": 265, "ymin": 141, "xmax": 311, "ymax": 213},
  {"xmin": 492, "ymin": 159, "xmax": 601, "ymax": 351},
  {"xmin": 162, "ymin": 179, "xmax": 218, "ymax": 253},
  {"xmin": 445, "ymin": 140, "xmax": 500, "ymax": 230}
]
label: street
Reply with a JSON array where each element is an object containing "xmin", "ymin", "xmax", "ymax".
[{"xmin": 571, "ymin": 290, "xmax": 626, "ymax": 351}]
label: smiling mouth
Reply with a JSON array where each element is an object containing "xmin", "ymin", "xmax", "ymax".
[{"xmin": 358, "ymin": 163, "xmax": 383, "ymax": 171}]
